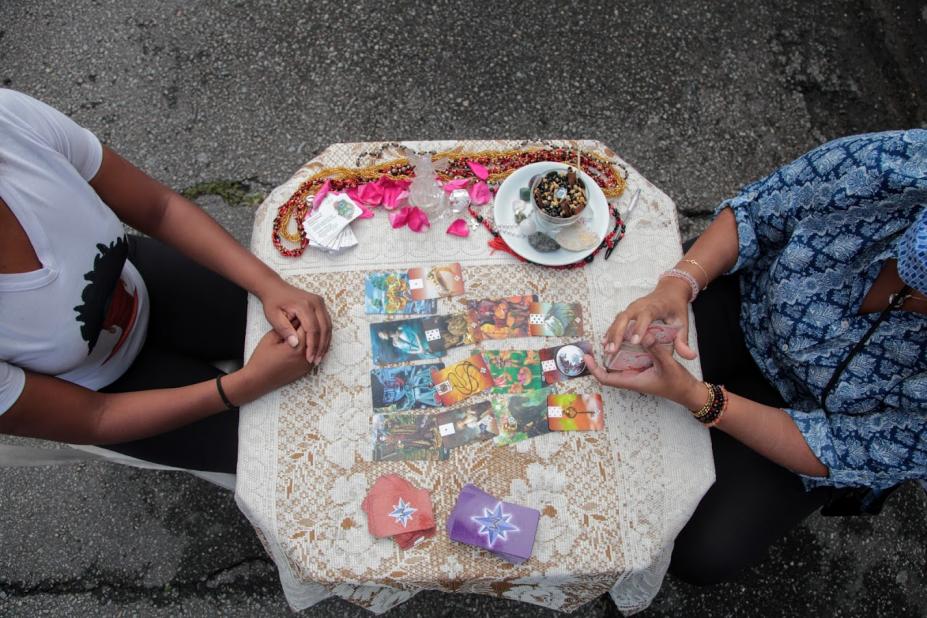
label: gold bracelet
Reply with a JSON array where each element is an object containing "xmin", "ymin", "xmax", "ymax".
[
  {"xmin": 706, "ymin": 386, "xmax": 729, "ymax": 428},
  {"xmin": 681, "ymin": 259, "xmax": 709, "ymax": 290},
  {"xmin": 691, "ymin": 382, "xmax": 715, "ymax": 419}
]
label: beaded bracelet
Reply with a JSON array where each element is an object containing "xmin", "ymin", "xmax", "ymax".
[
  {"xmin": 706, "ymin": 387, "xmax": 730, "ymax": 428},
  {"xmin": 659, "ymin": 268, "xmax": 700, "ymax": 303},
  {"xmin": 691, "ymin": 383, "xmax": 727, "ymax": 426}
]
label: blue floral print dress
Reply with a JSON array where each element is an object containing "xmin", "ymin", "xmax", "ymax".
[{"xmin": 719, "ymin": 129, "xmax": 927, "ymax": 490}]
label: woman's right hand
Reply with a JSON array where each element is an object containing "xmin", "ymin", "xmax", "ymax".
[
  {"xmin": 602, "ymin": 276, "xmax": 697, "ymax": 361},
  {"xmin": 227, "ymin": 329, "xmax": 314, "ymax": 404}
]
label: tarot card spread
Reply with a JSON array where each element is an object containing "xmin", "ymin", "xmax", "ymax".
[
  {"xmin": 364, "ymin": 271, "xmax": 437, "ymax": 315},
  {"xmin": 370, "ymin": 318, "xmax": 444, "ymax": 366},
  {"xmin": 435, "ymin": 400, "xmax": 498, "ymax": 450},
  {"xmin": 430, "ymin": 353, "xmax": 494, "ymax": 407},
  {"xmin": 481, "ymin": 349, "xmax": 543, "ymax": 394},
  {"xmin": 547, "ymin": 393, "xmax": 605, "ymax": 431},
  {"xmin": 370, "ymin": 363, "xmax": 444, "ymax": 412},
  {"xmin": 492, "ymin": 387, "xmax": 553, "ymax": 446},
  {"xmin": 408, "ymin": 262, "xmax": 465, "ymax": 300},
  {"xmin": 528, "ymin": 302, "xmax": 584, "ymax": 337},
  {"xmin": 466, "ymin": 295, "xmax": 538, "ymax": 341},
  {"xmin": 447, "ymin": 484, "xmax": 540, "ymax": 563},
  {"xmin": 371, "ymin": 412, "xmax": 448, "ymax": 461},
  {"xmin": 539, "ymin": 341, "xmax": 593, "ymax": 384}
]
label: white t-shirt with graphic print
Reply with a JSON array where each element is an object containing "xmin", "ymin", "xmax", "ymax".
[{"xmin": 0, "ymin": 89, "xmax": 149, "ymax": 414}]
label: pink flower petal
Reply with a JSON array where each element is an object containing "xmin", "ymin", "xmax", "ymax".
[
  {"xmin": 468, "ymin": 180, "xmax": 492, "ymax": 205},
  {"xmin": 357, "ymin": 181, "xmax": 384, "ymax": 206},
  {"xmin": 357, "ymin": 203, "xmax": 375, "ymax": 219},
  {"xmin": 345, "ymin": 185, "xmax": 363, "ymax": 203},
  {"xmin": 446, "ymin": 218, "xmax": 470, "ymax": 238},
  {"xmin": 407, "ymin": 207, "xmax": 431, "ymax": 232},
  {"xmin": 312, "ymin": 179, "xmax": 332, "ymax": 209},
  {"xmin": 467, "ymin": 161, "xmax": 489, "ymax": 180},
  {"xmin": 442, "ymin": 178, "xmax": 470, "ymax": 192},
  {"xmin": 389, "ymin": 206, "xmax": 411, "ymax": 229}
]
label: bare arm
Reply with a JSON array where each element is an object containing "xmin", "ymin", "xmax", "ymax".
[
  {"xmin": 89, "ymin": 146, "xmax": 331, "ymax": 363},
  {"xmin": 0, "ymin": 330, "xmax": 310, "ymax": 445}
]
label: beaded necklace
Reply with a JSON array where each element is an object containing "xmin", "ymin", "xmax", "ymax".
[{"xmin": 271, "ymin": 147, "xmax": 628, "ymax": 262}]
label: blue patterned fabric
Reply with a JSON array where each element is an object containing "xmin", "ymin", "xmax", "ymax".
[
  {"xmin": 717, "ymin": 129, "xmax": 927, "ymax": 490},
  {"xmin": 897, "ymin": 206, "xmax": 927, "ymax": 294}
]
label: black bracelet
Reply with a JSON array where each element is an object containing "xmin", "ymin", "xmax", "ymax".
[{"xmin": 215, "ymin": 375, "xmax": 236, "ymax": 410}]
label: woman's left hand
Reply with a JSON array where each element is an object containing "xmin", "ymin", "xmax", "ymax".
[
  {"xmin": 259, "ymin": 281, "xmax": 332, "ymax": 364},
  {"xmin": 584, "ymin": 338, "xmax": 703, "ymax": 409}
]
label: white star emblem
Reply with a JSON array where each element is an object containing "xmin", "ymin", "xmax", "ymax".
[{"xmin": 389, "ymin": 498, "xmax": 417, "ymax": 528}]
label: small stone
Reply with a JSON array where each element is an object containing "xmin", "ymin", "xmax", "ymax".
[
  {"xmin": 528, "ymin": 232, "xmax": 560, "ymax": 252},
  {"xmin": 519, "ymin": 187, "xmax": 531, "ymax": 201}
]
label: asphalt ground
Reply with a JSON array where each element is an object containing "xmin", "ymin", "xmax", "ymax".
[{"xmin": 1, "ymin": 1, "xmax": 926, "ymax": 616}]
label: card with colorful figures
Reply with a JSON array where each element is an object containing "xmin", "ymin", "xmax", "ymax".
[
  {"xmin": 370, "ymin": 363, "xmax": 444, "ymax": 413},
  {"xmin": 539, "ymin": 341, "xmax": 593, "ymax": 384},
  {"xmin": 371, "ymin": 411, "xmax": 448, "ymax": 461},
  {"xmin": 434, "ymin": 400, "xmax": 498, "ymax": 450},
  {"xmin": 408, "ymin": 262, "xmax": 466, "ymax": 300},
  {"xmin": 421, "ymin": 312, "xmax": 474, "ymax": 353},
  {"xmin": 430, "ymin": 353, "xmax": 494, "ymax": 407},
  {"xmin": 492, "ymin": 387, "xmax": 553, "ymax": 446},
  {"xmin": 546, "ymin": 392, "xmax": 605, "ymax": 431},
  {"xmin": 466, "ymin": 294, "xmax": 538, "ymax": 341},
  {"xmin": 370, "ymin": 318, "xmax": 445, "ymax": 365},
  {"xmin": 528, "ymin": 302, "xmax": 584, "ymax": 337},
  {"xmin": 364, "ymin": 270, "xmax": 437, "ymax": 315},
  {"xmin": 481, "ymin": 349, "xmax": 544, "ymax": 394}
]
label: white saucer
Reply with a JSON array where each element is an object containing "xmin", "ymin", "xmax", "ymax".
[{"xmin": 492, "ymin": 162, "xmax": 610, "ymax": 266}]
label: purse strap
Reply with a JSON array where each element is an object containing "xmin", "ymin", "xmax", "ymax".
[{"xmin": 820, "ymin": 285, "xmax": 911, "ymax": 413}]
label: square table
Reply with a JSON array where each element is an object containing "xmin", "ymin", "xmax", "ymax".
[{"xmin": 235, "ymin": 140, "xmax": 714, "ymax": 614}]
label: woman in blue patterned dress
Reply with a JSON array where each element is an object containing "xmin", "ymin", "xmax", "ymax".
[{"xmin": 586, "ymin": 130, "xmax": 927, "ymax": 584}]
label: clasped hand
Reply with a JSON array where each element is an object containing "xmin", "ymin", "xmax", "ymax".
[{"xmin": 259, "ymin": 280, "xmax": 333, "ymax": 365}]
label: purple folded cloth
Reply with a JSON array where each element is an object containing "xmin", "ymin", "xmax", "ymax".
[{"xmin": 447, "ymin": 483, "xmax": 539, "ymax": 564}]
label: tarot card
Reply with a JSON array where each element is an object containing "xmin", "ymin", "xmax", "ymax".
[
  {"xmin": 481, "ymin": 349, "xmax": 544, "ymax": 394},
  {"xmin": 371, "ymin": 412, "xmax": 448, "ymax": 461},
  {"xmin": 466, "ymin": 295, "xmax": 538, "ymax": 341},
  {"xmin": 492, "ymin": 387, "xmax": 553, "ymax": 446},
  {"xmin": 605, "ymin": 321, "xmax": 680, "ymax": 371},
  {"xmin": 528, "ymin": 302, "xmax": 584, "ymax": 337},
  {"xmin": 430, "ymin": 353, "xmax": 494, "ymax": 406},
  {"xmin": 547, "ymin": 393, "xmax": 605, "ymax": 431},
  {"xmin": 362, "ymin": 474, "xmax": 435, "ymax": 542},
  {"xmin": 370, "ymin": 319, "xmax": 444, "ymax": 366},
  {"xmin": 370, "ymin": 363, "xmax": 444, "ymax": 412},
  {"xmin": 421, "ymin": 313, "xmax": 473, "ymax": 352},
  {"xmin": 364, "ymin": 271, "xmax": 437, "ymax": 315},
  {"xmin": 539, "ymin": 341, "xmax": 593, "ymax": 384},
  {"xmin": 408, "ymin": 262, "xmax": 465, "ymax": 300},
  {"xmin": 434, "ymin": 400, "xmax": 498, "ymax": 450},
  {"xmin": 446, "ymin": 484, "xmax": 539, "ymax": 563}
]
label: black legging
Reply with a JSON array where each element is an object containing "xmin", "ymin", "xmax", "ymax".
[
  {"xmin": 668, "ymin": 268, "xmax": 837, "ymax": 585},
  {"xmin": 99, "ymin": 236, "xmax": 246, "ymax": 474}
]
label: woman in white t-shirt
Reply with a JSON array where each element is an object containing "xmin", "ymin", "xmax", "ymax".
[{"xmin": 0, "ymin": 89, "xmax": 332, "ymax": 473}]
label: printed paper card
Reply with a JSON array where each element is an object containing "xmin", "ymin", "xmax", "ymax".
[
  {"xmin": 446, "ymin": 484, "xmax": 539, "ymax": 563},
  {"xmin": 481, "ymin": 349, "xmax": 544, "ymax": 394},
  {"xmin": 370, "ymin": 363, "xmax": 444, "ymax": 412},
  {"xmin": 466, "ymin": 295, "xmax": 538, "ymax": 341},
  {"xmin": 492, "ymin": 387, "xmax": 553, "ymax": 446},
  {"xmin": 371, "ymin": 412, "xmax": 448, "ymax": 461},
  {"xmin": 365, "ymin": 271, "xmax": 437, "ymax": 315},
  {"xmin": 362, "ymin": 474, "xmax": 435, "ymax": 540},
  {"xmin": 408, "ymin": 262, "xmax": 465, "ymax": 300},
  {"xmin": 421, "ymin": 313, "xmax": 473, "ymax": 352},
  {"xmin": 528, "ymin": 302, "xmax": 584, "ymax": 337},
  {"xmin": 434, "ymin": 400, "xmax": 498, "ymax": 450},
  {"xmin": 430, "ymin": 353, "xmax": 494, "ymax": 407},
  {"xmin": 370, "ymin": 318, "xmax": 444, "ymax": 366},
  {"xmin": 547, "ymin": 393, "xmax": 605, "ymax": 431},
  {"xmin": 539, "ymin": 341, "xmax": 593, "ymax": 384},
  {"xmin": 303, "ymin": 193, "xmax": 363, "ymax": 249}
]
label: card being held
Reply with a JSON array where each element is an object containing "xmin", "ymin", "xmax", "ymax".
[
  {"xmin": 365, "ymin": 271, "xmax": 437, "ymax": 315},
  {"xmin": 370, "ymin": 319, "xmax": 443, "ymax": 366},
  {"xmin": 431, "ymin": 353, "xmax": 494, "ymax": 407},
  {"xmin": 370, "ymin": 363, "xmax": 444, "ymax": 412},
  {"xmin": 528, "ymin": 302, "xmax": 584, "ymax": 337},
  {"xmin": 606, "ymin": 320, "xmax": 680, "ymax": 371},
  {"xmin": 371, "ymin": 412, "xmax": 448, "ymax": 461},
  {"xmin": 539, "ymin": 341, "xmax": 593, "ymax": 384},
  {"xmin": 482, "ymin": 349, "xmax": 543, "ymax": 394},
  {"xmin": 493, "ymin": 387, "xmax": 553, "ymax": 446},
  {"xmin": 408, "ymin": 262, "xmax": 465, "ymax": 300},
  {"xmin": 466, "ymin": 295, "xmax": 537, "ymax": 341},
  {"xmin": 421, "ymin": 313, "xmax": 473, "ymax": 352},
  {"xmin": 435, "ymin": 401, "xmax": 498, "ymax": 450},
  {"xmin": 547, "ymin": 393, "xmax": 605, "ymax": 431}
]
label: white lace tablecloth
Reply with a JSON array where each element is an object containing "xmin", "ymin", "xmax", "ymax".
[{"xmin": 235, "ymin": 140, "xmax": 714, "ymax": 614}]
